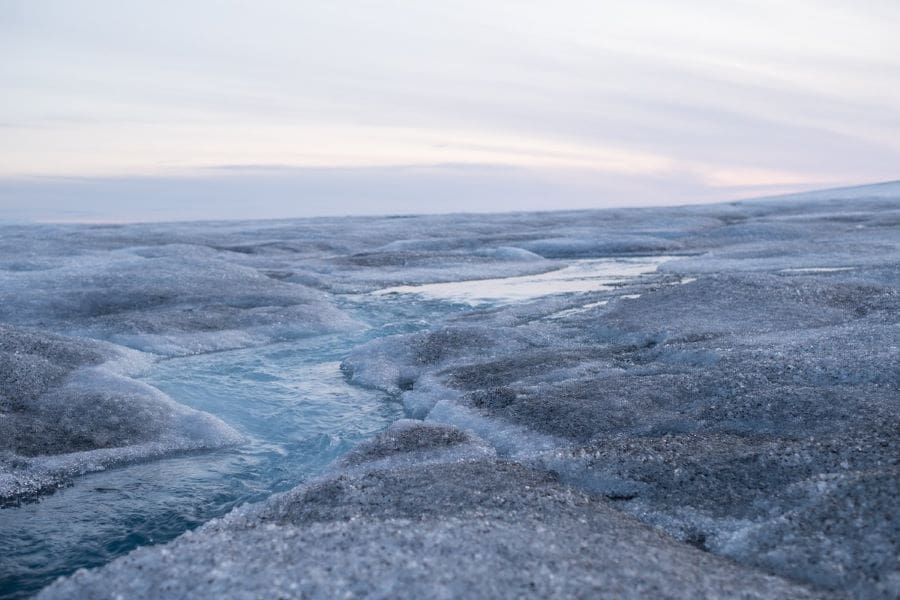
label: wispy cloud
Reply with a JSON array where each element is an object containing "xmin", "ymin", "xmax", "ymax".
[{"xmin": 1, "ymin": 0, "xmax": 897, "ymax": 218}]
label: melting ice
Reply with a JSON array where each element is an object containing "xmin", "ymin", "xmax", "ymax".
[{"xmin": 2, "ymin": 182, "xmax": 899, "ymax": 599}]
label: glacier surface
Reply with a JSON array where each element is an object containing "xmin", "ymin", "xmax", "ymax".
[{"xmin": 1, "ymin": 182, "xmax": 898, "ymax": 598}]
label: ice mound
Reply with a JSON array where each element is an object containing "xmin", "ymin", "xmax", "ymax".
[
  {"xmin": 340, "ymin": 335, "xmax": 420, "ymax": 394},
  {"xmin": 659, "ymin": 239, "xmax": 900, "ymax": 274},
  {"xmin": 342, "ymin": 326, "xmax": 518, "ymax": 394},
  {"xmin": 338, "ymin": 419, "xmax": 494, "ymax": 468},
  {"xmin": 326, "ymin": 248, "xmax": 556, "ymax": 292},
  {"xmin": 0, "ymin": 248, "xmax": 358, "ymax": 355},
  {"xmin": 600, "ymin": 273, "xmax": 897, "ymax": 342},
  {"xmin": 0, "ymin": 325, "xmax": 242, "ymax": 504},
  {"xmin": 40, "ymin": 457, "xmax": 817, "ymax": 599},
  {"xmin": 517, "ymin": 234, "xmax": 681, "ymax": 258}
]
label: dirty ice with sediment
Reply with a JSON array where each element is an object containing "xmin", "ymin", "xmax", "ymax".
[{"xmin": 1, "ymin": 182, "xmax": 898, "ymax": 598}]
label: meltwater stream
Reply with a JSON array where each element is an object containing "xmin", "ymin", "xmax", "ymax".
[
  {"xmin": 0, "ymin": 336, "xmax": 404, "ymax": 599},
  {"xmin": 1, "ymin": 258, "xmax": 666, "ymax": 599}
]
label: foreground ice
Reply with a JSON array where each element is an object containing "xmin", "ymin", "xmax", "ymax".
[
  {"xmin": 3, "ymin": 181, "xmax": 900, "ymax": 598},
  {"xmin": 0, "ymin": 325, "xmax": 242, "ymax": 504},
  {"xmin": 338, "ymin": 190, "xmax": 900, "ymax": 597},
  {"xmin": 40, "ymin": 423, "xmax": 817, "ymax": 600}
]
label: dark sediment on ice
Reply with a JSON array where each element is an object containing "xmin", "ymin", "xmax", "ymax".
[
  {"xmin": 3, "ymin": 182, "xmax": 897, "ymax": 597},
  {"xmin": 40, "ymin": 424, "xmax": 821, "ymax": 599}
]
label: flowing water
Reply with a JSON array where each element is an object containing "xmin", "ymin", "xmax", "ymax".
[{"xmin": 0, "ymin": 259, "xmax": 663, "ymax": 598}]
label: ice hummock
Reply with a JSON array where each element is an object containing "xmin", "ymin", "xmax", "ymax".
[
  {"xmin": 38, "ymin": 423, "xmax": 819, "ymax": 600},
  {"xmin": 0, "ymin": 325, "xmax": 243, "ymax": 504},
  {"xmin": 0, "ymin": 245, "xmax": 360, "ymax": 356}
]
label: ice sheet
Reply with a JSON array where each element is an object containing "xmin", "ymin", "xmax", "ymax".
[{"xmin": 2, "ymin": 181, "xmax": 898, "ymax": 598}]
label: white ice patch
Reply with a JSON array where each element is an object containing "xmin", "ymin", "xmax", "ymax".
[{"xmin": 372, "ymin": 257, "xmax": 671, "ymax": 305}]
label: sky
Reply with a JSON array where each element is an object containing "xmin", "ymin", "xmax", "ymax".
[{"xmin": 1, "ymin": 0, "xmax": 899, "ymax": 221}]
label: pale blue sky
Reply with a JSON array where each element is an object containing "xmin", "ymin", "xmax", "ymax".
[{"xmin": 2, "ymin": 0, "xmax": 899, "ymax": 220}]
